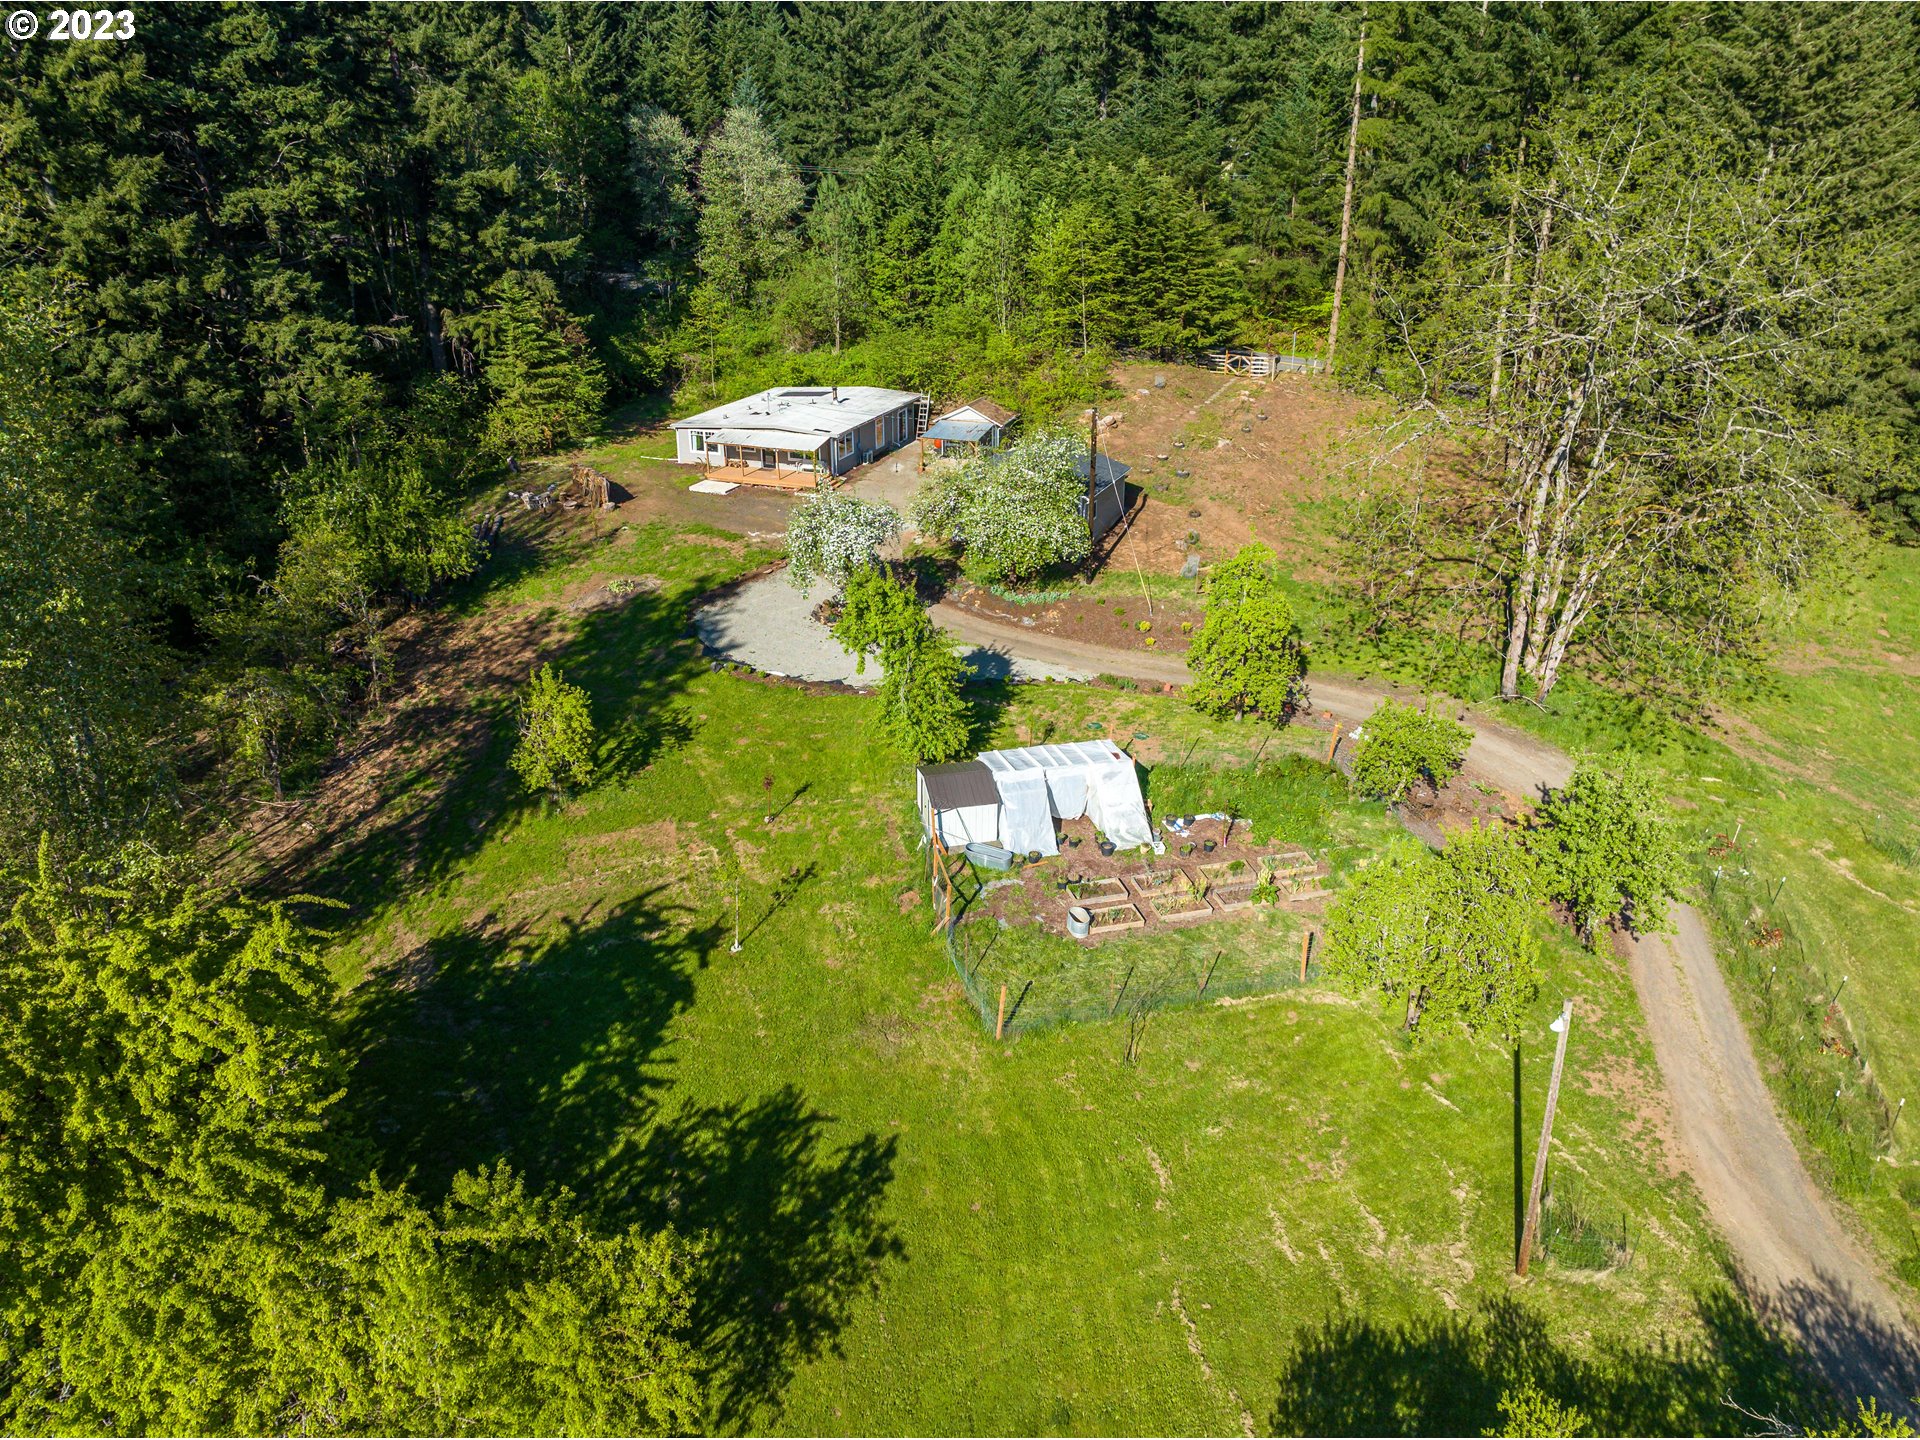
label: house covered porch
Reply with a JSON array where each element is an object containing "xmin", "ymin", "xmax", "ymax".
[{"xmin": 701, "ymin": 429, "xmax": 827, "ymax": 489}]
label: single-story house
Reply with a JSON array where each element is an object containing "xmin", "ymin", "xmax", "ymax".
[
  {"xmin": 671, "ymin": 385, "xmax": 927, "ymax": 486},
  {"xmin": 916, "ymin": 741, "xmax": 1154, "ymax": 857},
  {"xmin": 921, "ymin": 397, "xmax": 1017, "ymax": 457}
]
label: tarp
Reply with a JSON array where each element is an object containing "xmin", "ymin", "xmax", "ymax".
[
  {"xmin": 993, "ymin": 767, "xmax": 1055, "ymax": 856},
  {"xmin": 976, "ymin": 741, "xmax": 1153, "ymax": 854}
]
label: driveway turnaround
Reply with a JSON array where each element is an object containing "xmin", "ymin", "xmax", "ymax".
[{"xmin": 692, "ymin": 571, "xmax": 1089, "ymax": 688}]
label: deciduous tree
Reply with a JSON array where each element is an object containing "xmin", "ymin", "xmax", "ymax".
[
  {"xmin": 912, "ymin": 429, "xmax": 1091, "ymax": 585},
  {"xmin": 1380, "ymin": 101, "xmax": 1873, "ymax": 703},
  {"xmin": 511, "ymin": 664, "xmax": 597, "ymax": 797},
  {"xmin": 1323, "ymin": 825, "xmax": 1543, "ymax": 1039},
  {"xmin": 1529, "ymin": 756, "xmax": 1688, "ymax": 942},
  {"xmin": 1186, "ymin": 544, "xmax": 1305, "ymax": 723},
  {"xmin": 785, "ymin": 492, "xmax": 902, "ymax": 594}
]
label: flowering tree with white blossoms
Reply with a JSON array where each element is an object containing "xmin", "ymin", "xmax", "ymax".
[
  {"xmin": 785, "ymin": 490, "xmax": 902, "ymax": 592},
  {"xmin": 911, "ymin": 428, "xmax": 1091, "ymax": 585}
]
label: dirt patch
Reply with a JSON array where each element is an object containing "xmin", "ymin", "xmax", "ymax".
[
  {"xmin": 1099, "ymin": 362, "xmax": 1376, "ymax": 577},
  {"xmin": 943, "ymin": 581, "xmax": 1202, "ymax": 666},
  {"xmin": 1582, "ymin": 1053, "xmax": 1688, "ymax": 1181},
  {"xmin": 220, "ymin": 594, "xmax": 568, "ymax": 898}
]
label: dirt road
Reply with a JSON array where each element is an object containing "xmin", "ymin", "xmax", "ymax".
[{"xmin": 931, "ymin": 604, "xmax": 1919, "ymax": 1406}]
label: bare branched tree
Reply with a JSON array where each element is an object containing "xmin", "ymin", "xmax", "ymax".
[{"xmin": 1370, "ymin": 102, "xmax": 1875, "ymax": 704}]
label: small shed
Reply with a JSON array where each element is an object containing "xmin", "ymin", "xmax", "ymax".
[
  {"xmin": 915, "ymin": 761, "xmax": 1002, "ymax": 849},
  {"xmin": 922, "ymin": 397, "xmax": 1018, "ymax": 458},
  {"xmin": 917, "ymin": 741, "xmax": 1153, "ymax": 856},
  {"xmin": 1074, "ymin": 453, "xmax": 1132, "ymax": 543}
]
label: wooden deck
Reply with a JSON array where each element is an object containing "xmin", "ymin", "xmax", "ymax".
[{"xmin": 700, "ymin": 463, "xmax": 830, "ymax": 492}]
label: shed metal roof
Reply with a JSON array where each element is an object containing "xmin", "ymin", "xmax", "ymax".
[
  {"xmin": 923, "ymin": 417, "xmax": 995, "ymax": 443},
  {"xmin": 1073, "ymin": 454, "xmax": 1132, "ymax": 489},
  {"xmin": 917, "ymin": 760, "xmax": 1000, "ymax": 811}
]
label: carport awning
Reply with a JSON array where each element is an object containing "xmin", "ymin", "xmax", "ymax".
[
  {"xmin": 705, "ymin": 428, "xmax": 823, "ymax": 450},
  {"xmin": 923, "ymin": 417, "xmax": 994, "ymax": 442}
]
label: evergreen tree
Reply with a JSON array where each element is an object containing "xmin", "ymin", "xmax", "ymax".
[
  {"xmin": 471, "ymin": 273, "xmax": 608, "ymax": 456},
  {"xmin": 0, "ymin": 282, "xmax": 173, "ymax": 875},
  {"xmin": 1030, "ymin": 198, "xmax": 1127, "ymax": 355}
]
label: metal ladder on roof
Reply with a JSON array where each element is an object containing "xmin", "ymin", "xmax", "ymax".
[{"xmin": 914, "ymin": 393, "xmax": 931, "ymax": 438}]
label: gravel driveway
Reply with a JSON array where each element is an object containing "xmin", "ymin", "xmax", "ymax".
[{"xmin": 691, "ymin": 570, "xmax": 1089, "ymax": 688}]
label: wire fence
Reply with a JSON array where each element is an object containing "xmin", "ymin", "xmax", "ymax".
[{"xmin": 1697, "ymin": 835, "xmax": 1898, "ymax": 1197}]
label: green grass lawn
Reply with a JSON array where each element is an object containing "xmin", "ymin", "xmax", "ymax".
[
  {"xmin": 310, "ymin": 519, "xmax": 1833, "ymax": 1435},
  {"xmin": 1281, "ymin": 540, "xmax": 1920, "ymax": 1285}
]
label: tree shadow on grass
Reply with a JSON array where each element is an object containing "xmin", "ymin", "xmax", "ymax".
[
  {"xmin": 344, "ymin": 889, "xmax": 904, "ymax": 1430},
  {"xmin": 1266, "ymin": 1280, "xmax": 1840, "ymax": 1437},
  {"xmin": 342, "ymin": 886, "xmax": 711, "ymax": 1196},
  {"xmin": 262, "ymin": 579, "xmax": 711, "ymax": 922},
  {"xmin": 606, "ymin": 1089, "xmax": 903, "ymax": 1431}
]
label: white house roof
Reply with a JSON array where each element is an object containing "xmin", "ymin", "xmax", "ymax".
[
  {"xmin": 672, "ymin": 386, "xmax": 923, "ymax": 441},
  {"xmin": 705, "ymin": 427, "xmax": 824, "ymax": 450}
]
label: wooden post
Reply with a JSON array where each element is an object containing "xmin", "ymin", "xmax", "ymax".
[
  {"xmin": 1326, "ymin": 724, "xmax": 1342, "ymax": 766},
  {"xmin": 1087, "ymin": 405, "xmax": 1101, "ymax": 545},
  {"xmin": 1517, "ymin": 1000, "xmax": 1574, "ymax": 1277},
  {"xmin": 995, "ymin": 983, "xmax": 1008, "ymax": 1040},
  {"xmin": 1299, "ymin": 929, "xmax": 1312, "ymax": 982},
  {"xmin": 1326, "ymin": 19, "xmax": 1367, "ymax": 371}
]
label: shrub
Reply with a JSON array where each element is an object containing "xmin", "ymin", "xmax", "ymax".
[
  {"xmin": 510, "ymin": 663, "xmax": 596, "ymax": 796},
  {"xmin": 1530, "ymin": 756, "xmax": 1688, "ymax": 940},
  {"xmin": 1185, "ymin": 544, "xmax": 1304, "ymax": 724},
  {"xmin": 1347, "ymin": 698, "xmax": 1470, "ymax": 804}
]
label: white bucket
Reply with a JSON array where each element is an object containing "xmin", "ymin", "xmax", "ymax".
[{"xmin": 1066, "ymin": 906, "xmax": 1093, "ymax": 939}]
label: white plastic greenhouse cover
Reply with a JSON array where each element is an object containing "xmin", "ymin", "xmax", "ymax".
[{"xmin": 977, "ymin": 741, "xmax": 1153, "ymax": 854}]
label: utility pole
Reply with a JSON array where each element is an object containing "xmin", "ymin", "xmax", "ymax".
[
  {"xmin": 1516, "ymin": 999, "xmax": 1573, "ymax": 1276},
  {"xmin": 1326, "ymin": 18, "xmax": 1367, "ymax": 373}
]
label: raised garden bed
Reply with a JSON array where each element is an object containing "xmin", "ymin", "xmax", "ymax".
[
  {"xmin": 1127, "ymin": 866, "xmax": 1196, "ymax": 900},
  {"xmin": 1197, "ymin": 858, "xmax": 1255, "ymax": 888},
  {"xmin": 1208, "ymin": 882, "xmax": 1259, "ymax": 912},
  {"xmin": 1087, "ymin": 903, "xmax": 1146, "ymax": 935},
  {"xmin": 1060, "ymin": 876, "xmax": 1128, "ymax": 906},
  {"xmin": 1150, "ymin": 891, "xmax": 1216, "ymax": 923}
]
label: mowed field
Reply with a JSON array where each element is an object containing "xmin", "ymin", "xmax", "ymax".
[{"xmin": 302, "ymin": 515, "xmax": 1830, "ymax": 1435}]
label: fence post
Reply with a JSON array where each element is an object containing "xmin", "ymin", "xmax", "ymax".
[
  {"xmin": 1326, "ymin": 724, "xmax": 1342, "ymax": 766},
  {"xmin": 1300, "ymin": 929, "xmax": 1313, "ymax": 982},
  {"xmin": 995, "ymin": 983, "xmax": 1008, "ymax": 1040}
]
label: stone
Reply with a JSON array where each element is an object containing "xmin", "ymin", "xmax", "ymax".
[{"xmin": 1180, "ymin": 553, "xmax": 1202, "ymax": 579}]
